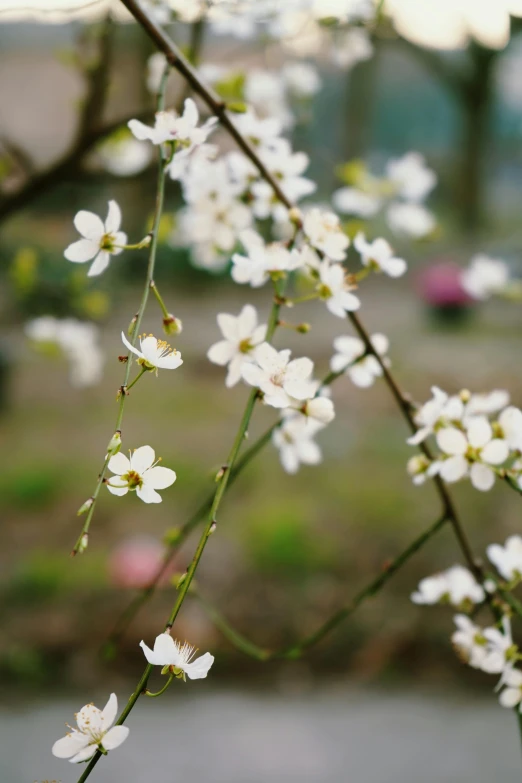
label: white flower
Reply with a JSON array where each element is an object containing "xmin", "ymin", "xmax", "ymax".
[
  {"xmin": 407, "ymin": 454, "xmax": 432, "ymax": 486},
  {"xmin": 242, "ymin": 343, "xmax": 317, "ymax": 409},
  {"xmin": 52, "ymin": 693, "xmax": 128, "ymax": 764},
  {"xmin": 273, "ymin": 415, "xmax": 324, "ymax": 474},
  {"xmin": 487, "ymin": 535, "xmax": 522, "ymax": 582},
  {"xmin": 121, "ymin": 332, "xmax": 183, "ymax": 372},
  {"xmin": 461, "ymin": 254, "xmax": 510, "ymax": 300},
  {"xmin": 248, "ymin": 139, "xmax": 316, "ymax": 220},
  {"xmin": 233, "ymin": 108, "xmax": 284, "ymax": 152},
  {"xmin": 107, "ymin": 445, "xmax": 176, "ymax": 504},
  {"xmin": 97, "ymin": 134, "xmax": 152, "ymax": 177},
  {"xmin": 499, "ymin": 668, "xmax": 522, "ymax": 710},
  {"xmin": 244, "ymin": 69, "xmax": 293, "ymax": 128},
  {"xmin": 332, "ymin": 187, "xmax": 381, "ymax": 218},
  {"xmin": 140, "ymin": 633, "xmax": 214, "ymax": 680},
  {"xmin": 354, "ymin": 233, "xmax": 407, "ymax": 278},
  {"xmin": 299, "ymin": 395, "xmax": 335, "ymax": 425},
  {"xmin": 330, "ymin": 333, "xmax": 389, "ymax": 388},
  {"xmin": 129, "ymin": 99, "xmax": 217, "ymax": 153},
  {"xmin": 282, "ymin": 61, "xmax": 322, "ymax": 96},
  {"xmin": 452, "ymin": 614, "xmax": 515, "ymax": 675},
  {"xmin": 25, "ymin": 316, "xmax": 104, "ymax": 388},
  {"xmin": 64, "ymin": 200, "xmax": 127, "ymax": 277},
  {"xmin": 146, "ymin": 52, "xmax": 168, "ymax": 94},
  {"xmin": 407, "ymin": 386, "xmax": 461, "ymax": 446},
  {"xmin": 386, "ymin": 202, "xmax": 436, "ymax": 239},
  {"xmin": 452, "ymin": 614, "xmax": 486, "ymax": 669},
  {"xmin": 303, "ymin": 208, "xmax": 349, "ymax": 261},
  {"xmin": 480, "ymin": 618, "xmax": 515, "ymax": 674},
  {"xmin": 411, "ymin": 565, "xmax": 485, "ymax": 606},
  {"xmin": 465, "ymin": 390, "xmax": 510, "ymax": 418},
  {"xmin": 434, "ymin": 417, "xmax": 509, "ymax": 491},
  {"xmin": 317, "ymin": 261, "xmax": 361, "ymax": 318},
  {"xmin": 207, "ymin": 305, "xmax": 267, "ymax": 387},
  {"xmin": 332, "ymin": 27, "xmax": 374, "ymax": 69},
  {"xmin": 231, "ymin": 232, "xmax": 304, "ymax": 287},
  {"xmin": 497, "ymin": 406, "xmax": 522, "ymax": 451},
  {"xmin": 385, "ymin": 152, "xmax": 436, "ymax": 203}
]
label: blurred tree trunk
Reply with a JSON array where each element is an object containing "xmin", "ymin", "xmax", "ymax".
[
  {"xmin": 343, "ymin": 43, "xmax": 380, "ymax": 161},
  {"xmin": 459, "ymin": 44, "xmax": 497, "ymax": 234}
]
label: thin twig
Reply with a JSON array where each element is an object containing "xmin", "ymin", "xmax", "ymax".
[
  {"xmin": 72, "ymin": 64, "xmax": 171, "ymax": 555},
  {"xmin": 195, "ymin": 514, "xmax": 449, "ymax": 661},
  {"xmin": 104, "ymin": 358, "xmax": 358, "ymax": 649}
]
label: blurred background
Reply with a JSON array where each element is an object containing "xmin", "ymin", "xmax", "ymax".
[{"xmin": 2, "ymin": 1, "xmax": 522, "ymax": 780}]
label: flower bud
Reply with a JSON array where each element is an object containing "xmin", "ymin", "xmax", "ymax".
[
  {"xmin": 77, "ymin": 497, "xmax": 94, "ymax": 516},
  {"xmin": 128, "ymin": 314, "xmax": 138, "ymax": 337},
  {"xmin": 162, "ymin": 314, "xmax": 183, "ymax": 335},
  {"xmin": 77, "ymin": 533, "xmax": 89, "ymax": 553},
  {"xmin": 174, "ymin": 571, "xmax": 187, "ymax": 589},
  {"xmin": 288, "ymin": 207, "xmax": 303, "ymax": 226},
  {"xmin": 137, "ymin": 234, "xmax": 152, "ymax": 248},
  {"xmin": 459, "ymin": 389, "xmax": 471, "ymax": 403},
  {"xmin": 296, "ymin": 322, "xmax": 311, "ymax": 334},
  {"xmin": 107, "ymin": 430, "xmax": 122, "ymax": 457}
]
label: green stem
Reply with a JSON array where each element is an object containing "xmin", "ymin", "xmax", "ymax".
[
  {"xmin": 71, "ymin": 64, "xmax": 170, "ymax": 556},
  {"xmin": 104, "ymin": 352, "xmax": 364, "ymax": 649},
  {"xmin": 145, "ymin": 674, "xmax": 174, "ymax": 697},
  {"xmin": 82, "ymin": 271, "xmax": 284, "ymax": 781},
  {"xmin": 150, "ymin": 280, "xmax": 170, "ymax": 319},
  {"xmin": 196, "ymin": 514, "xmax": 449, "ymax": 661},
  {"xmin": 125, "ymin": 367, "xmax": 147, "ymax": 393}
]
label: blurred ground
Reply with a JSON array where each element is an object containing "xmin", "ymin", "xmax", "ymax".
[{"xmin": 7, "ymin": 686, "xmax": 522, "ymax": 783}]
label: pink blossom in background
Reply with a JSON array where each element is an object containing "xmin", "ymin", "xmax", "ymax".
[
  {"xmin": 417, "ymin": 261, "xmax": 472, "ymax": 308},
  {"xmin": 109, "ymin": 536, "xmax": 175, "ymax": 589}
]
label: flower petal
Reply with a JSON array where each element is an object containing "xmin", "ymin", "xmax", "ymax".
[
  {"xmin": 52, "ymin": 733, "xmax": 90, "ymax": 759},
  {"xmin": 436, "ymin": 427, "xmax": 468, "ymax": 456},
  {"xmin": 237, "ymin": 304, "xmax": 257, "ymax": 338},
  {"xmin": 217, "ymin": 313, "xmax": 240, "ymax": 342},
  {"xmin": 64, "ymin": 239, "xmax": 98, "ymax": 263},
  {"xmin": 499, "ymin": 687, "xmax": 522, "ymax": 709},
  {"xmin": 481, "ymin": 439, "xmax": 509, "ymax": 466},
  {"xmin": 69, "ymin": 743, "xmax": 99, "ymax": 764},
  {"xmin": 101, "ymin": 725, "xmax": 129, "ymax": 751},
  {"xmin": 128, "ymin": 118, "xmax": 154, "ymax": 141},
  {"xmin": 439, "ymin": 455, "xmax": 468, "ymax": 483},
  {"xmin": 470, "ymin": 462, "xmax": 495, "ymax": 492},
  {"xmin": 140, "ymin": 633, "xmax": 177, "ymax": 666},
  {"xmin": 77, "ymin": 704, "xmax": 103, "ymax": 735},
  {"xmin": 88, "ymin": 251, "xmax": 111, "ymax": 277},
  {"xmin": 207, "ymin": 340, "xmax": 236, "ymax": 366},
  {"xmin": 105, "ymin": 200, "xmax": 122, "ymax": 234},
  {"xmin": 108, "ymin": 452, "xmax": 130, "ymax": 475},
  {"xmin": 121, "ymin": 331, "xmax": 142, "ymax": 358},
  {"xmin": 183, "ymin": 652, "xmax": 214, "ymax": 680},
  {"xmin": 144, "ymin": 466, "xmax": 176, "ymax": 490},
  {"xmin": 101, "ymin": 693, "xmax": 118, "ymax": 729},
  {"xmin": 136, "ymin": 484, "xmax": 162, "ymax": 503},
  {"xmin": 74, "ymin": 210, "xmax": 104, "ymax": 240},
  {"xmin": 106, "ymin": 484, "xmax": 129, "ymax": 497},
  {"xmin": 467, "ymin": 417, "xmax": 492, "ymax": 449},
  {"xmin": 130, "ymin": 445, "xmax": 155, "ymax": 473}
]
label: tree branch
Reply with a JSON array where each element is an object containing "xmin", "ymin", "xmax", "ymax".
[{"xmin": 195, "ymin": 514, "xmax": 449, "ymax": 661}]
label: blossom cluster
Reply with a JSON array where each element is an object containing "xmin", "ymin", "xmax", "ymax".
[
  {"xmin": 333, "ymin": 152, "xmax": 437, "ymax": 240},
  {"xmin": 412, "ymin": 534, "xmax": 522, "ymax": 712},
  {"xmin": 407, "ymin": 386, "xmax": 522, "ymax": 492},
  {"xmin": 52, "ymin": 634, "xmax": 214, "ymax": 764},
  {"xmin": 25, "ymin": 316, "xmax": 104, "ymax": 388}
]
